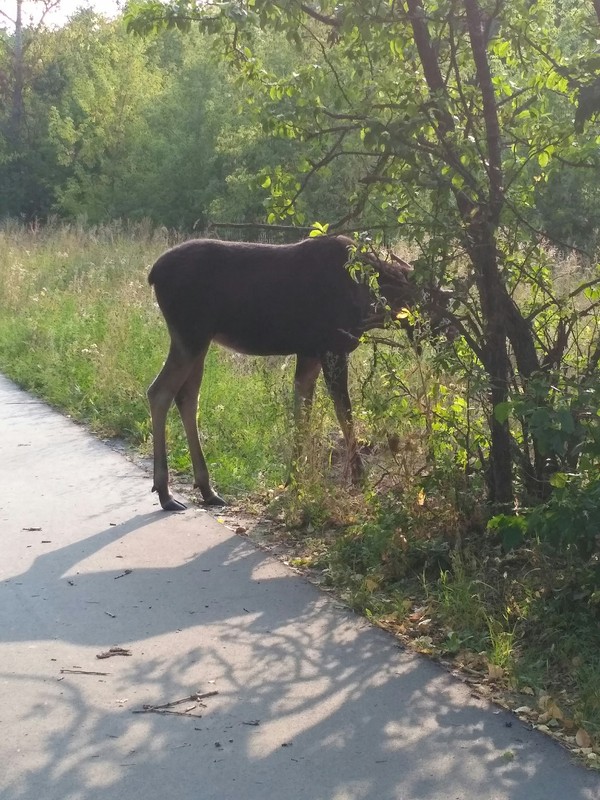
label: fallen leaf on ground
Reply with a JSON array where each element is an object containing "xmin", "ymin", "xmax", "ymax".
[
  {"xmin": 538, "ymin": 694, "xmax": 551, "ymax": 711},
  {"xmin": 546, "ymin": 702, "xmax": 564, "ymax": 721},
  {"xmin": 413, "ymin": 635, "xmax": 434, "ymax": 651},
  {"xmin": 487, "ymin": 664, "xmax": 504, "ymax": 680},
  {"xmin": 458, "ymin": 651, "xmax": 487, "ymax": 671},
  {"xmin": 576, "ymin": 728, "xmax": 592, "ymax": 748}
]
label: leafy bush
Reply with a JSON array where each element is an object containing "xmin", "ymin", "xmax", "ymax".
[
  {"xmin": 489, "ymin": 480, "xmax": 600, "ymax": 556},
  {"xmin": 488, "ymin": 479, "xmax": 600, "ymax": 605}
]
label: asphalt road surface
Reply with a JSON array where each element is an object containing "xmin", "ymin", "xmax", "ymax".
[{"xmin": 1, "ymin": 373, "xmax": 598, "ymax": 800}]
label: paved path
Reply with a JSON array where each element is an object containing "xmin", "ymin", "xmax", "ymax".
[{"xmin": 0, "ymin": 374, "xmax": 598, "ymax": 800}]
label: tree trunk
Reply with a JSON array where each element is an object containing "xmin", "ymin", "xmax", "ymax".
[
  {"xmin": 10, "ymin": 0, "xmax": 24, "ymax": 144},
  {"xmin": 466, "ymin": 220, "xmax": 514, "ymax": 506},
  {"xmin": 407, "ymin": 0, "xmax": 515, "ymax": 505}
]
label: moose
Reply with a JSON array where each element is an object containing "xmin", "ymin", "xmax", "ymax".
[{"xmin": 147, "ymin": 234, "xmax": 436, "ymax": 511}]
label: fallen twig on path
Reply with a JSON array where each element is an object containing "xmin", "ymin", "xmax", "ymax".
[
  {"xmin": 60, "ymin": 668, "xmax": 110, "ymax": 676},
  {"xmin": 132, "ymin": 691, "xmax": 219, "ymax": 718},
  {"xmin": 114, "ymin": 569, "xmax": 132, "ymax": 580},
  {"xmin": 96, "ymin": 647, "xmax": 132, "ymax": 659},
  {"xmin": 132, "ymin": 707, "xmax": 203, "ymax": 718}
]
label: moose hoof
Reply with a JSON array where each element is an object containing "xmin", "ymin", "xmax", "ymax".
[
  {"xmin": 162, "ymin": 496, "xmax": 187, "ymax": 512},
  {"xmin": 202, "ymin": 493, "xmax": 226, "ymax": 507}
]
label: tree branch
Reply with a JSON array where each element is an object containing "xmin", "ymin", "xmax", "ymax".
[
  {"xmin": 298, "ymin": 3, "xmax": 340, "ymax": 28},
  {"xmin": 464, "ymin": 0, "xmax": 504, "ymax": 223}
]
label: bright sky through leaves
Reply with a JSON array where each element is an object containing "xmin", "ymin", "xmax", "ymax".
[{"xmin": 2, "ymin": 0, "xmax": 121, "ymax": 28}]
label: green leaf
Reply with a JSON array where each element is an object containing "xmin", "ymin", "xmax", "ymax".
[
  {"xmin": 549, "ymin": 471, "xmax": 568, "ymax": 489},
  {"xmin": 557, "ymin": 409, "xmax": 575, "ymax": 434},
  {"xmin": 309, "ymin": 221, "xmax": 329, "ymax": 236},
  {"xmin": 487, "ymin": 514, "xmax": 527, "ymax": 551},
  {"xmin": 494, "ymin": 401, "xmax": 512, "ymax": 423}
]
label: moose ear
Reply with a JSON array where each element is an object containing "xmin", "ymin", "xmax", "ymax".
[{"xmin": 390, "ymin": 252, "xmax": 413, "ymax": 272}]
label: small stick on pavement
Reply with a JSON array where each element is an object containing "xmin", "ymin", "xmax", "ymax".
[
  {"xmin": 114, "ymin": 569, "xmax": 132, "ymax": 580},
  {"xmin": 96, "ymin": 647, "xmax": 132, "ymax": 659},
  {"xmin": 132, "ymin": 691, "xmax": 219, "ymax": 717},
  {"xmin": 61, "ymin": 668, "xmax": 110, "ymax": 676},
  {"xmin": 133, "ymin": 708, "xmax": 203, "ymax": 718},
  {"xmin": 146, "ymin": 691, "xmax": 218, "ymax": 709}
]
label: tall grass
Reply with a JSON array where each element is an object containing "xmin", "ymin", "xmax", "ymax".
[
  {"xmin": 0, "ymin": 221, "xmax": 296, "ymax": 497},
  {"xmin": 0, "ymin": 221, "xmax": 166, "ymax": 427}
]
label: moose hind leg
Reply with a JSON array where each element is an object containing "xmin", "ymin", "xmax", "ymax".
[
  {"xmin": 288, "ymin": 355, "xmax": 322, "ymax": 482},
  {"xmin": 321, "ymin": 352, "xmax": 364, "ymax": 484},
  {"xmin": 147, "ymin": 343, "xmax": 195, "ymax": 511},
  {"xmin": 174, "ymin": 350, "xmax": 225, "ymax": 507}
]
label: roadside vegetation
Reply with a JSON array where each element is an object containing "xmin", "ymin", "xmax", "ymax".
[
  {"xmin": 1, "ymin": 221, "xmax": 598, "ymax": 764},
  {"xmin": 1, "ymin": 0, "xmax": 599, "ymax": 767}
]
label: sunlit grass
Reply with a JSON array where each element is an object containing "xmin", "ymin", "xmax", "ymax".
[{"xmin": 0, "ymin": 221, "xmax": 294, "ymax": 497}]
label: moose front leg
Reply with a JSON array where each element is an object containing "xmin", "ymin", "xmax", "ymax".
[{"xmin": 321, "ymin": 352, "xmax": 364, "ymax": 484}]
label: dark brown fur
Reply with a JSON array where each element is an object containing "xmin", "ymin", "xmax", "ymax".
[{"xmin": 147, "ymin": 235, "xmax": 414, "ymax": 510}]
